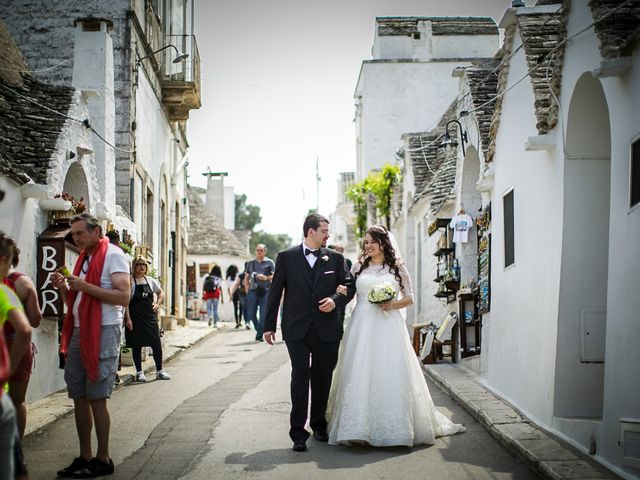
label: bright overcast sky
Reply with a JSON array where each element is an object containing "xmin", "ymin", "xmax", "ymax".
[{"xmin": 187, "ymin": 0, "xmax": 512, "ymax": 242}]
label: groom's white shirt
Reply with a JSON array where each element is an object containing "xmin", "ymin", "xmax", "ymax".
[{"xmin": 302, "ymin": 242, "xmax": 319, "ymax": 268}]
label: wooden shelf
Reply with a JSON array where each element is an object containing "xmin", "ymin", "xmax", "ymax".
[
  {"xmin": 435, "ymin": 218, "xmax": 451, "ymax": 228},
  {"xmin": 459, "ymin": 292, "xmax": 481, "ymax": 358},
  {"xmin": 434, "ymin": 290, "xmax": 456, "ymax": 298},
  {"xmin": 433, "ymin": 247, "xmax": 455, "ymax": 256}
]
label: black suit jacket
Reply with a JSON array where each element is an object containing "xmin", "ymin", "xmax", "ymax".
[{"xmin": 264, "ymin": 245, "xmax": 356, "ymax": 342}]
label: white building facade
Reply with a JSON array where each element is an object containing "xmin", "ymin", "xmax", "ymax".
[
  {"xmin": 1, "ymin": 0, "xmax": 201, "ymax": 401},
  {"xmin": 355, "ymin": 16, "xmax": 499, "ymax": 182},
  {"xmin": 451, "ymin": 2, "xmax": 640, "ymax": 477}
]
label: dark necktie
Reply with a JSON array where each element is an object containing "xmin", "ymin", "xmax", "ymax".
[{"xmin": 304, "ymin": 248, "xmax": 320, "ymax": 257}]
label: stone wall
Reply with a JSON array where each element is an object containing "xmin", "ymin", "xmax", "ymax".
[{"xmin": 0, "ymin": 0, "xmax": 134, "ymax": 212}]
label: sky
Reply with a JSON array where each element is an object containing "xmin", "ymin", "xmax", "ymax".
[{"xmin": 187, "ymin": 0, "xmax": 512, "ymax": 242}]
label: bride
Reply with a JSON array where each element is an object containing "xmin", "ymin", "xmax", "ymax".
[{"xmin": 326, "ymin": 224, "xmax": 465, "ymax": 447}]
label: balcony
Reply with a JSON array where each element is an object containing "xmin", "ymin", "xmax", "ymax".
[{"xmin": 160, "ymin": 34, "xmax": 202, "ymax": 121}]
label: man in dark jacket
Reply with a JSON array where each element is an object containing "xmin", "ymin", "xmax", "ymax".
[{"xmin": 263, "ymin": 214, "xmax": 355, "ymax": 452}]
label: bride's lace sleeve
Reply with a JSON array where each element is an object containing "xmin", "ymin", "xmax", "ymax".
[
  {"xmin": 398, "ymin": 263, "xmax": 414, "ymax": 301},
  {"xmin": 351, "ymin": 261, "xmax": 361, "ymax": 276}
]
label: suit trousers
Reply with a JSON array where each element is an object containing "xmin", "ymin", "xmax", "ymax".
[{"xmin": 285, "ymin": 322, "xmax": 340, "ymax": 443}]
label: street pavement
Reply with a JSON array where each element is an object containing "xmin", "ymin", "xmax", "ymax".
[{"xmin": 21, "ymin": 320, "xmax": 617, "ymax": 480}]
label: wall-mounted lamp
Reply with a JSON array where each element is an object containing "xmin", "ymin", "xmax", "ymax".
[
  {"xmin": 440, "ymin": 119, "xmax": 468, "ymax": 157},
  {"xmin": 137, "ymin": 44, "xmax": 189, "ymax": 66}
]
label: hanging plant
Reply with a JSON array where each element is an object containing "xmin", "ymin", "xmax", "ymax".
[
  {"xmin": 348, "ymin": 164, "xmax": 402, "ymax": 238},
  {"xmin": 346, "ymin": 181, "xmax": 368, "ymax": 239},
  {"xmin": 53, "ymin": 192, "xmax": 86, "ymax": 214},
  {"xmin": 366, "ymin": 164, "xmax": 401, "ymax": 229}
]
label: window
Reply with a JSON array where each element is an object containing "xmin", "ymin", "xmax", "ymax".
[
  {"xmin": 503, "ymin": 189, "xmax": 515, "ymax": 268},
  {"xmin": 631, "ymin": 138, "xmax": 640, "ymax": 208}
]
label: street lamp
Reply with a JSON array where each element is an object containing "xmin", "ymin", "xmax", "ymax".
[
  {"xmin": 440, "ymin": 119, "xmax": 468, "ymax": 157},
  {"xmin": 137, "ymin": 44, "xmax": 189, "ymax": 66}
]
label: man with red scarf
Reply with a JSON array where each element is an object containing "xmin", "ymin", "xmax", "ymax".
[{"xmin": 52, "ymin": 213, "xmax": 130, "ymax": 478}]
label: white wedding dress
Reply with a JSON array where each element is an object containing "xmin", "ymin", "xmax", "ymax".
[{"xmin": 326, "ymin": 262, "xmax": 465, "ymax": 447}]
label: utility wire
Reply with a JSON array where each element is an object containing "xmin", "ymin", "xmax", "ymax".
[
  {"xmin": 399, "ymin": 3, "xmax": 566, "ymax": 154},
  {"xmin": 463, "ymin": 0, "xmax": 634, "ymax": 118},
  {"xmin": 0, "ymin": 58, "xmax": 71, "ymax": 73},
  {"xmin": 0, "ymin": 81, "xmax": 136, "ymax": 154}
]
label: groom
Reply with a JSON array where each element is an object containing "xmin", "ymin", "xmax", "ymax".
[{"xmin": 264, "ymin": 213, "xmax": 355, "ymax": 452}]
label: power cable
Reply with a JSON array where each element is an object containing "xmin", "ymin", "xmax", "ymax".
[
  {"xmin": 0, "ymin": 58, "xmax": 71, "ymax": 73},
  {"xmin": 0, "ymin": 82, "xmax": 136, "ymax": 154}
]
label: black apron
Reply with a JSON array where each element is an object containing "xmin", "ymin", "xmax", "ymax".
[{"xmin": 125, "ymin": 277, "xmax": 161, "ymax": 348}]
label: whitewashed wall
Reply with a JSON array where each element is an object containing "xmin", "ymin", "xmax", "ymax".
[
  {"xmin": 557, "ymin": 2, "xmax": 640, "ymax": 475},
  {"xmin": 355, "ymin": 61, "xmax": 467, "ymax": 180},
  {"xmin": 0, "ymin": 90, "xmax": 101, "ymax": 402},
  {"xmin": 432, "ymin": 35, "xmax": 497, "ymax": 59},
  {"xmin": 134, "ymin": 70, "xmax": 175, "ymax": 259},
  {"xmin": 482, "ymin": 3, "xmax": 640, "ymax": 477},
  {"xmin": 482, "ymin": 18, "xmax": 564, "ymax": 428}
]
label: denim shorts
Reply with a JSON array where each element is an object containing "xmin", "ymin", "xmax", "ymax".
[{"xmin": 64, "ymin": 325, "xmax": 121, "ymax": 400}]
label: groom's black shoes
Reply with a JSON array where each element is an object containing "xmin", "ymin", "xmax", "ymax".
[
  {"xmin": 292, "ymin": 441, "xmax": 307, "ymax": 452},
  {"xmin": 313, "ymin": 431, "xmax": 329, "ymax": 442}
]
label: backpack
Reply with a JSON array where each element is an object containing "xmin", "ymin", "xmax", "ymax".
[{"xmin": 203, "ymin": 275, "xmax": 221, "ymax": 293}]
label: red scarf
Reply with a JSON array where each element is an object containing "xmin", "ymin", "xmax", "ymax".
[{"xmin": 59, "ymin": 237, "xmax": 109, "ymax": 382}]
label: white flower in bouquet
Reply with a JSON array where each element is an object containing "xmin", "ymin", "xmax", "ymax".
[{"xmin": 367, "ymin": 282, "xmax": 397, "ymax": 304}]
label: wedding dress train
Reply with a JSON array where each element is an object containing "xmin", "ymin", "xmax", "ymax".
[{"xmin": 326, "ymin": 263, "xmax": 465, "ymax": 447}]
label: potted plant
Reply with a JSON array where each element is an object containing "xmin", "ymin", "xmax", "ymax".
[
  {"xmin": 50, "ymin": 192, "xmax": 86, "ymax": 224},
  {"xmin": 120, "ymin": 345, "xmax": 146, "ymax": 366}
]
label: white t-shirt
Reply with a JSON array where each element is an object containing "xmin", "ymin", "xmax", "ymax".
[
  {"xmin": 73, "ymin": 243, "xmax": 131, "ymax": 327},
  {"xmin": 449, "ymin": 213, "xmax": 474, "ymax": 243}
]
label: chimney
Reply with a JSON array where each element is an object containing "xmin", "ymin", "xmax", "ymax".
[
  {"xmin": 71, "ymin": 18, "xmax": 116, "ymax": 213},
  {"xmin": 202, "ymin": 171, "xmax": 228, "ymax": 223},
  {"xmin": 224, "ymin": 185, "xmax": 235, "ymax": 230}
]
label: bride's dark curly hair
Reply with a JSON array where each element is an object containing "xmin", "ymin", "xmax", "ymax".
[{"xmin": 355, "ymin": 225, "xmax": 404, "ymax": 291}]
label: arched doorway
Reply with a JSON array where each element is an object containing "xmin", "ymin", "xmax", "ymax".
[
  {"xmin": 62, "ymin": 162, "xmax": 90, "ymax": 212},
  {"xmin": 554, "ymin": 73, "xmax": 611, "ymax": 418}
]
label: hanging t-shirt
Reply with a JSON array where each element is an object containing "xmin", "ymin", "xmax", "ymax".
[{"xmin": 450, "ymin": 213, "xmax": 474, "ymax": 243}]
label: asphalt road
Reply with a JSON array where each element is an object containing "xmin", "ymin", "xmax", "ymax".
[{"xmin": 23, "ymin": 324, "xmax": 540, "ymax": 480}]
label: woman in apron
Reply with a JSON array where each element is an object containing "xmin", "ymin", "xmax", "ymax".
[{"xmin": 124, "ymin": 256, "xmax": 170, "ymax": 382}]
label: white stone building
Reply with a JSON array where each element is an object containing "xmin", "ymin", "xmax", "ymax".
[
  {"xmin": 0, "ymin": 20, "xmax": 108, "ymax": 401},
  {"xmin": 1, "ymin": 0, "xmax": 201, "ymax": 401},
  {"xmin": 474, "ymin": 2, "xmax": 640, "ymax": 476},
  {"xmin": 432, "ymin": 1, "xmax": 640, "ymax": 477},
  {"xmin": 329, "ymin": 172, "xmax": 358, "ymax": 262},
  {"xmin": 354, "ymin": 16, "xmax": 499, "ymax": 182},
  {"xmin": 186, "ymin": 185, "xmax": 250, "ymax": 323}
]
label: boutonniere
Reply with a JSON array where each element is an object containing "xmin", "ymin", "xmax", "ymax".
[{"xmin": 321, "ymin": 255, "xmax": 329, "ymax": 262}]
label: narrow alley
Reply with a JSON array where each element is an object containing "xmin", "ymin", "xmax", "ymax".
[{"xmin": 23, "ymin": 323, "xmax": 540, "ymax": 480}]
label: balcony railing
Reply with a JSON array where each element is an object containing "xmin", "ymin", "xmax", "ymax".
[{"xmin": 160, "ymin": 34, "xmax": 202, "ymax": 121}]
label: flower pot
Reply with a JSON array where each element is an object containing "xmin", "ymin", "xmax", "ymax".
[
  {"xmin": 120, "ymin": 348, "xmax": 146, "ymax": 366},
  {"xmin": 49, "ymin": 209, "xmax": 75, "ymax": 225}
]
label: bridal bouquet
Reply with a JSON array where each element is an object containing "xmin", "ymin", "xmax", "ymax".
[{"xmin": 367, "ymin": 282, "xmax": 396, "ymax": 304}]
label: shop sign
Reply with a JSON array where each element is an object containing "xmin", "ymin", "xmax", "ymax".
[{"xmin": 36, "ymin": 227, "xmax": 78, "ymax": 318}]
